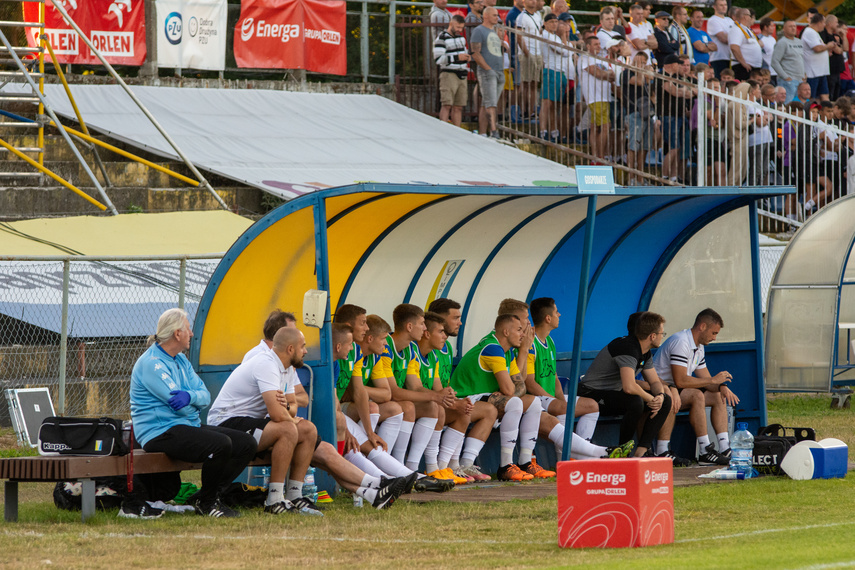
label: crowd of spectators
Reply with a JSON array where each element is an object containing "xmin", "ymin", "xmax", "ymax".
[{"xmin": 429, "ymin": 0, "xmax": 855, "ymax": 219}]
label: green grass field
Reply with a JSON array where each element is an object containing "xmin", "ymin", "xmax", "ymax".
[{"xmin": 0, "ymin": 394, "xmax": 852, "ymax": 569}]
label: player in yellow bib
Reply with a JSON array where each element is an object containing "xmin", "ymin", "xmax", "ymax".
[
  {"xmin": 381, "ymin": 304, "xmax": 456, "ymax": 489},
  {"xmin": 451, "ymin": 313, "xmax": 543, "ymax": 482}
]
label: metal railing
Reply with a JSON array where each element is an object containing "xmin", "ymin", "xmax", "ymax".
[
  {"xmin": 0, "ymin": 254, "xmax": 220, "ymax": 423},
  {"xmin": 398, "ymin": 19, "xmax": 855, "ymax": 235}
]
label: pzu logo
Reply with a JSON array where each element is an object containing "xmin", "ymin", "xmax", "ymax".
[{"xmin": 165, "ymin": 12, "xmax": 182, "ymax": 45}]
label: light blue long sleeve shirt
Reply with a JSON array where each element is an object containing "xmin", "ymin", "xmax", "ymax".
[{"xmin": 130, "ymin": 343, "xmax": 211, "ymax": 447}]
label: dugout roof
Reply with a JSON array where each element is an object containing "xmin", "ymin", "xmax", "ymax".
[
  {"xmin": 189, "ymin": 183, "xmax": 790, "ymax": 440},
  {"xmin": 765, "ymin": 193, "xmax": 855, "ymax": 392}
]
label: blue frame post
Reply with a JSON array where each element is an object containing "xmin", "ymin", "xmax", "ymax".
[
  {"xmin": 748, "ymin": 201, "xmax": 768, "ymax": 426},
  {"xmin": 562, "ymin": 195, "xmax": 598, "ymax": 460},
  {"xmin": 312, "ymin": 196, "xmax": 338, "ymax": 492}
]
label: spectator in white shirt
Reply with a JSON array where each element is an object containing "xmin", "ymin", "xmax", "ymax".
[
  {"xmin": 596, "ymin": 7, "xmax": 623, "ymax": 57},
  {"xmin": 539, "ymin": 14, "xmax": 566, "ymax": 141},
  {"xmin": 706, "ymin": 0, "xmax": 733, "ymax": 78},
  {"xmin": 516, "ymin": 0, "xmax": 543, "ymax": 121},
  {"xmin": 728, "ymin": 8, "xmax": 763, "ymax": 80},
  {"xmin": 803, "ymin": 13, "xmax": 836, "ymax": 101},
  {"xmin": 758, "ymin": 17, "xmax": 777, "ymax": 84},
  {"xmin": 626, "ymin": 3, "xmax": 657, "ymax": 60},
  {"xmin": 578, "ymin": 35, "xmax": 615, "ymax": 161}
]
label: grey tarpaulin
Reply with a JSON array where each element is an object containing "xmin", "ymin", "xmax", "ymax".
[{"xmin": 36, "ymin": 85, "xmax": 577, "ymax": 199}]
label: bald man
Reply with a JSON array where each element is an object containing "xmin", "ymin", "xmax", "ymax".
[{"xmin": 209, "ymin": 326, "xmax": 412, "ymax": 514}]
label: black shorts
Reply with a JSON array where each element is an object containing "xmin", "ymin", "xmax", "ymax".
[
  {"xmin": 218, "ymin": 416, "xmax": 323, "ymax": 450},
  {"xmin": 218, "ymin": 416, "xmax": 270, "ymax": 439}
]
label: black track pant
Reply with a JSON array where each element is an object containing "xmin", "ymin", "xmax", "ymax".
[
  {"xmin": 578, "ymin": 385, "xmax": 672, "ymax": 451},
  {"xmin": 144, "ymin": 424, "xmax": 257, "ymax": 502}
]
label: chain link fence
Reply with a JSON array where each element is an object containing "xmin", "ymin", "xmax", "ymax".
[{"xmin": 0, "ymin": 255, "xmax": 221, "ymax": 425}]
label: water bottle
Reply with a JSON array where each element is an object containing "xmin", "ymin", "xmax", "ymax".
[
  {"xmin": 303, "ymin": 467, "xmax": 318, "ymax": 500},
  {"xmin": 353, "ymin": 494, "xmax": 363, "ymax": 508},
  {"xmin": 729, "ymin": 423, "xmax": 754, "ymax": 476},
  {"xmin": 261, "ymin": 467, "xmax": 271, "ymax": 489}
]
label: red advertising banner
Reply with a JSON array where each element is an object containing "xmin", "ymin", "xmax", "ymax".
[
  {"xmin": 234, "ymin": 0, "xmax": 346, "ymax": 75},
  {"xmin": 24, "ymin": 0, "xmax": 146, "ymax": 66}
]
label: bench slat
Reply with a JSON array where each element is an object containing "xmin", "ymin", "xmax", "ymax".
[{"xmin": 0, "ymin": 450, "xmax": 273, "ymax": 482}]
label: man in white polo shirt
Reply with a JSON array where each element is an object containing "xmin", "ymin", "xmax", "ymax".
[
  {"xmin": 651, "ymin": 308, "xmax": 739, "ymax": 466},
  {"xmin": 208, "ymin": 326, "xmax": 412, "ymax": 513}
]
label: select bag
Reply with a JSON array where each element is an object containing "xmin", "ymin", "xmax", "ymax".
[
  {"xmin": 38, "ymin": 416, "xmax": 129, "ymax": 457},
  {"xmin": 752, "ymin": 424, "xmax": 816, "ymax": 475}
]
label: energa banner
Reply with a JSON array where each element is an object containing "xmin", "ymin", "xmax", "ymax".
[
  {"xmin": 234, "ymin": 0, "xmax": 346, "ymax": 75},
  {"xmin": 25, "ymin": 0, "xmax": 146, "ymax": 65},
  {"xmin": 155, "ymin": 0, "xmax": 227, "ymax": 70}
]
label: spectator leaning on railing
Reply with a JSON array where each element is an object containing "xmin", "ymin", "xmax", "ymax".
[{"xmin": 578, "ymin": 35, "xmax": 615, "ymax": 162}]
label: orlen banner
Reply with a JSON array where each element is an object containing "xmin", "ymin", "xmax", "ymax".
[
  {"xmin": 24, "ymin": 0, "xmax": 146, "ymax": 66},
  {"xmin": 234, "ymin": 0, "xmax": 346, "ymax": 75},
  {"xmin": 156, "ymin": 0, "xmax": 227, "ymax": 70}
]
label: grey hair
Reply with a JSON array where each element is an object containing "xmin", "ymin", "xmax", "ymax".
[{"xmin": 148, "ymin": 308, "xmax": 189, "ymax": 346}]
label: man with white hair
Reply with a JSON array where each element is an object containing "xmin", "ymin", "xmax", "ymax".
[{"xmin": 131, "ymin": 308, "xmax": 257, "ymax": 518}]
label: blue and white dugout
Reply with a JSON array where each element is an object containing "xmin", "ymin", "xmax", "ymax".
[{"xmin": 188, "ymin": 182, "xmax": 792, "ymax": 462}]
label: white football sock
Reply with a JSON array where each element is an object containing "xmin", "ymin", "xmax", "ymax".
[
  {"xmin": 718, "ymin": 432, "xmax": 730, "ymax": 450},
  {"xmin": 548, "ymin": 423, "xmax": 565, "ymax": 453},
  {"xmin": 357, "ymin": 486, "xmax": 378, "ymax": 504},
  {"xmin": 367, "ymin": 447, "xmax": 413, "ymax": 477},
  {"xmin": 376, "ymin": 413, "xmax": 403, "ymax": 452},
  {"xmin": 423, "ymin": 429, "xmax": 442, "ymax": 473},
  {"xmin": 499, "ymin": 397, "xmax": 523, "ymax": 467},
  {"xmin": 575, "ymin": 411, "xmax": 599, "ymax": 440},
  {"xmin": 344, "ymin": 450, "xmax": 385, "ymax": 478},
  {"xmin": 438, "ymin": 428, "xmax": 465, "ymax": 470},
  {"xmin": 286, "ymin": 479, "xmax": 303, "ymax": 501},
  {"xmin": 267, "ymin": 482, "xmax": 285, "ymax": 506},
  {"xmin": 391, "ymin": 420, "xmax": 414, "ymax": 462},
  {"xmin": 517, "ymin": 399, "xmax": 542, "ymax": 465},
  {"xmin": 405, "ymin": 417, "xmax": 438, "ymax": 471},
  {"xmin": 556, "ymin": 414, "xmax": 567, "ymax": 427},
  {"xmin": 698, "ymin": 435, "xmax": 711, "ymax": 449},
  {"xmin": 449, "ymin": 435, "xmax": 464, "ymax": 470},
  {"xmin": 360, "ymin": 474, "xmax": 382, "ymax": 489},
  {"xmin": 656, "ymin": 440, "xmax": 670, "ymax": 455},
  {"xmin": 459, "ymin": 437, "xmax": 486, "ymax": 468},
  {"xmin": 569, "ymin": 434, "xmax": 609, "ymax": 459},
  {"xmin": 370, "ymin": 413, "xmax": 380, "ymax": 431}
]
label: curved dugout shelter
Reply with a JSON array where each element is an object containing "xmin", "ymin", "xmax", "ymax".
[
  {"xmin": 766, "ymin": 193, "xmax": 855, "ymax": 392},
  {"xmin": 190, "ymin": 183, "xmax": 787, "ymax": 457}
]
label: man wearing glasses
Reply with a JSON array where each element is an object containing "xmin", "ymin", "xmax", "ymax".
[
  {"xmin": 651, "ymin": 308, "xmax": 738, "ymax": 466},
  {"xmin": 577, "ymin": 311, "xmax": 671, "ymax": 458}
]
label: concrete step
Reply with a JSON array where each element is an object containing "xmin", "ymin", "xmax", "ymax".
[
  {"xmin": 0, "ymin": 185, "xmax": 267, "ymax": 218},
  {"xmin": 0, "ymin": 158, "xmax": 239, "ymax": 189}
]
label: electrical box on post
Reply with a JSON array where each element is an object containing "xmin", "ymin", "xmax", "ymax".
[{"xmin": 303, "ymin": 289, "xmax": 328, "ymax": 328}]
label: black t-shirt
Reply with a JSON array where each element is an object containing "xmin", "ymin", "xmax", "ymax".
[
  {"xmin": 655, "ymin": 71, "xmax": 690, "ymax": 117},
  {"xmin": 621, "ymin": 69, "xmax": 652, "ymax": 115},
  {"xmin": 820, "ymin": 30, "xmax": 845, "ymax": 75}
]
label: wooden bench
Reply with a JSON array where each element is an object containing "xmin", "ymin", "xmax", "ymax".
[{"xmin": 0, "ymin": 450, "xmax": 271, "ymax": 522}]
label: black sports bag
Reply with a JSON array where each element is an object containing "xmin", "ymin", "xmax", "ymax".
[
  {"xmin": 752, "ymin": 424, "xmax": 816, "ymax": 475},
  {"xmin": 38, "ymin": 416, "xmax": 129, "ymax": 457}
]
